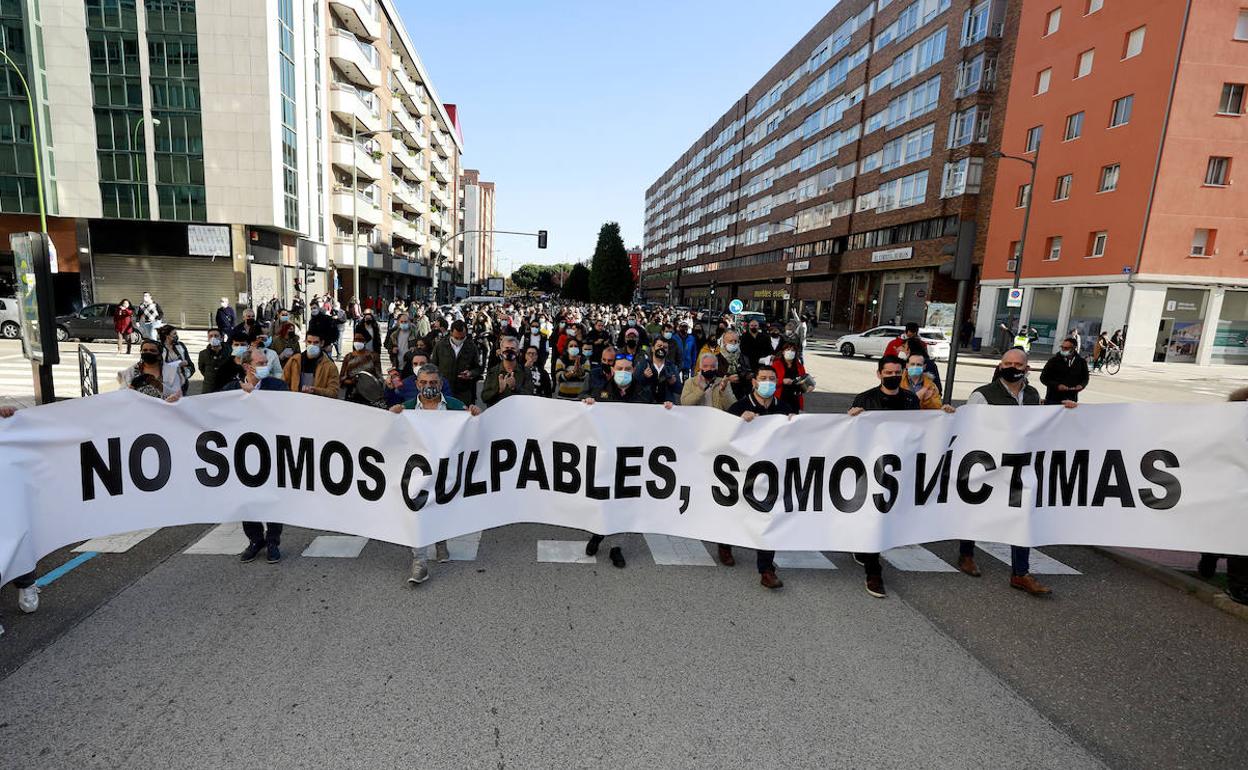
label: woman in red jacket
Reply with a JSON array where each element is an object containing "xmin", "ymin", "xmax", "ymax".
[
  {"xmin": 771, "ymin": 340, "xmax": 807, "ymax": 412},
  {"xmin": 114, "ymin": 298, "xmax": 135, "ymax": 354}
]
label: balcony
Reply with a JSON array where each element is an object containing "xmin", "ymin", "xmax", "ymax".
[
  {"xmin": 333, "ymin": 188, "xmax": 383, "ymax": 226},
  {"xmin": 329, "ymin": 28, "xmax": 381, "ymax": 89},
  {"xmin": 391, "ymin": 214, "xmax": 417, "ymax": 244},
  {"xmin": 433, "ymin": 130, "xmax": 452, "ymax": 159},
  {"xmin": 331, "ymin": 138, "xmax": 382, "ymax": 180},
  {"xmin": 391, "ymin": 177, "xmax": 420, "ymax": 209},
  {"xmin": 431, "ymin": 156, "xmax": 450, "ymax": 182},
  {"xmin": 392, "ymin": 105, "xmax": 418, "ymax": 137},
  {"xmin": 333, "ymin": 235, "xmax": 371, "ymax": 267},
  {"xmin": 329, "ymin": 0, "xmax": 380, "ymax": 41},
  {"xmin": 409, "ymin": 128, "xmax": 430, "ymax": 152},
  {"xmin": 431, "ymin": 183, "xmax": 451, "ymax": 209},
  {"xmin": 392, "ymin": 144, "xmax": 420, "ymax": 177},
  {"xmin": 412, "ymin": 93, "xmax": 432, "ymax": 118},
  {"xmin": 329, "ymin": 84, "xmax": 382, "ymax": 133}
]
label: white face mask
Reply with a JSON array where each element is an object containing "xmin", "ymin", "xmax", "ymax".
[{"xmin": 353, "ymin": 341, "xmax": 365, "ymax": 351}]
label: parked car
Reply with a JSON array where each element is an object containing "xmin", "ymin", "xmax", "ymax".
[
  {"xmin": 55, "ymin": 302, "xmax": 119, "ymax": 342},
  {"xmin": 833, "ymin": 325, "xmax": 951, "ymax": 361},
  {"xmin": 0, "ymin": 297, "xmax": 21, "ymax": 339},
  {"xmin": 736, "ymin": 311, "xmax": 768, "ymax": 329}
]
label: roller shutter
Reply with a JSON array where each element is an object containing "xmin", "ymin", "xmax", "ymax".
[{"xmin": 92, "ymin": 254, "xmax": 234, "ymax": 330}]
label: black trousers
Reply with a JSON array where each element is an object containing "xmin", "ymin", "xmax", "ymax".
[
  {"xmin": 1229, "ymin": 555, "xmax": 1248, "ymax": 596},
  {"xmin": 717, "ymin": 544, "xmax": 775, "ymax": 573},
  {"xmin": 854, "ymin": 552, "xmax": 882, "ymax": 578},
  {"xmin": 243, "ymin": 522, "xmax": 283, "ymax": 546},
  {"xmin": 3, "ymin": 570, "xmax": 36, "ymax": 589}
]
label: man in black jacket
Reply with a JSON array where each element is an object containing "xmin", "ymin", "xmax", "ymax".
[
  {"xmin": 847, "ymin": 355, "xmax": 920, "ymax": 598},
  {"xmin": 430, "ymin": 320, "xmax": 482, "ymax": 406},
  {"xmin": 1038, "ymin": 337, "xmax": 1089, "ymax": 404}
]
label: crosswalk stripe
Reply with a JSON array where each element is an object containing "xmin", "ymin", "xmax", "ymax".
[
  {"xmin": 425, "ymin": 531, "xmax": 482, "ymax": 561},
  {"xmin": 975, "ymin": 542, "xmax": 1082, "ymax": 575},
  {"xmin": 72, "ymin": 528, "xmax": 160, "ymax": 554},
  {"xmin": 302, "ymin": 535, "xmax": 369, "ymax": 558},
  {"xmin": 183, "ymin": 523, "xmax": 249, "ymax": 555},
  {"xmin": 774, "ymin": 551, "xmax": 837, "ymax": 570},
  {"xmin": 537, "ymin": 539, "xmax": 597, "ymax": 564},
  {"xmin": 643, "ymin": 534, "xmax": 716, "ymax": 566},
  {"xmin": 881, "ymin": 544, "xmax": 959, "ymax": 572}
]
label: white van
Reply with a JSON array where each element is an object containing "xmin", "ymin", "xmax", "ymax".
[{"xmin": 462, "ymin": 296, "xmax": 505, "ymax": 307}]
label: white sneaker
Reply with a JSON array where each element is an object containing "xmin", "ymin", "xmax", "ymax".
[
  {"xmin": 17, "ymin": 585, "xmax": 40, "ymax": 614},
  {"xmin": 435, "ymin": 541, "xmax": 450, "ymax": 563},
  {"xmin": 407, "ymin": 559, "xmax": 430, "ymax": 585}
]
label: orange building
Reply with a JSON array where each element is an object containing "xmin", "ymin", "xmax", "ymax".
[{"xmin": 979, "ymin": 0, "xmax": 1248, "ymax": 366}]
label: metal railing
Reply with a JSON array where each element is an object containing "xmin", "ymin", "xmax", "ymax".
[{"xmin": 78, "ymin": 344, "xmax": 98, "ymax": 398}]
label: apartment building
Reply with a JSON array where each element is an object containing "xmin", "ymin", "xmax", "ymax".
[
  {"xmin": 459, "ymin": 168, "xmax": 495, "ymax": 295},
  {"xmin": 0, "ymin": 0, "xmax": 461, "ymax": 324},
  {"xmin": 642, "ymin": 0, "xmax": 1016, "ymax": 329},
  {"xmin": 979, "ymin": 0, "xmax": 1248, "ymax": 366}
]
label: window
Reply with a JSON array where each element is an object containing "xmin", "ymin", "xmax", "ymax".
[
  {"xmin": 1237, "ymin": 10, "xmax": 1248, "ymax": 41},
  {"xmin": 1025, "ymin": 125, "xmax": 1043, "ymax": 152},
  {"xmin": 1123, "ymin": 26, "xmax": 1146, "ymax": 59},
  {"xmin": 1016, "ymin": 183, "xmax": 1032, "ymax": 208},
  {"xmin": 1205, "ymin": 156, "xmax": 1230, "ymax": 186},
  {"xmin": 1045, "ymin": 8, "xmax": 1061, "ymax": 36},
  {"xmin": 1219, "ymin": 83, "xmax": 1245, "ymax": 115},
  {"xmin": 947, "ymin": 106, "xmax": 990, "ymax": 147},
  {"xmin": 1008, "ymin": 241, "xmax": 1022, "ymax": 269},
  {"xmin": 941, "ymin": 157, "xmax": 984, "ymax": 198},
  {"xmin": 1054, "ymin": 173, "xmax": 1072, "ymax": 201},
  {"xmin": 1036, "ymin": 68, "xmax": 1052, "ymax": 95},
  {"xmin": 1064, "ymin": 111, "xmax": 1084, "ymax": 140},
  {"xmin": 1086, "ymin": 0, "xmax": 1103, "ymax": 14},
  {"xmin": 955, "ymin": 53, "xmax": 996, "ymax": 97},
  {"xmin": 1099, "ymin": 163, "xmax": 1120, "ymax": 191},
  {"xmin": 1089, "ymin": 230, "xmax": 1108, "ymax": 257},
  {"xmin": 1190, "ymin": 229, "xmax": 1215, "ymax": 256},
  {"xmin": 1046, "ymin": 236, "xmax": 1063, "ymax": 261},
  {"xmin": 962, "ymin": 1, "xmax": 991, "ymax": 46},
  {"xmin": 1110, "ymin": 94, "xmax": 1133, "ymax": 126},
  {"xmin": 1076, "ymin": 49, "xmax": 1094, "ymax": 78}
]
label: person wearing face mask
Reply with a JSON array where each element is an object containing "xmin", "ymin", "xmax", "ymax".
[
  {"xmin": 740, "ymin": 320, "xmax": 768, "ymax": 370},
  {"xmin": 525, "ymin": 318, "xmax": 549, "ymax": 367},
  {"xmin": 1038, "ymin": 337, "xmax": 1089, "ymax": 405},
  {"xmin": 390, "ymin": 364, "xmax": 483, "ymax": 584},
  {"xmin": 308, "ymin": 301, "xmax": 340, "ymax": 360},
  {"xmin": 281, "ymin": 332, "xmax": 340, "ymax": 397},
  {"xmin": 340, "ymin": 329, "xmax": 376, "ymax": 399},
  {"xmin": 616, "ymin": 315, "xmax": 649, "ymax": 348},
  {"xmin": 680, "ymin": 351, "xmax": 733, "ymax": 410},
  {"xmin": 270, "ymin": 319, "xmax": 302, "ymax": 364},
  {"xmin": 482, "ymin": 336, "xmax": 534, "ymax": 407},
  {"xmin": 431, "ymin": 320, "xmax": 482, "ymax": 406},
  {"xmin": 673, "ymin": 322, "xmax": 697, "ymax": 381},
  {"xmin": 846, "ymin": 356, "xmax": 921, "ymax": 598},
  {"xmin": 158, "ymin": 325, "xmax": 195, "ymax": 395},
  {"xmin": 215, "ymin": 297, "xmax": 236, "ymax": 339},
  {"xmin": 385, "ymin": 312, "xmax": 418, "ymax": 370},
  {"xmin": 224, "ymin": 349, "xmax": 290, "ymax": 564},
  {"xmin": 771, "ymin": 341, "xmax": 808, "ymax": 413},
  {"xmin": 117, "ymin": 339, "xmax": 183, "ymax": 401},
  {"xmin": 522, "ymin": 345, "xmax": 553, "ymax": 397},
  {"xmin": 636, "ymin": 337, "xmax": 680, "ymax": 404},
  {"xmin": 958, "ymin": 347, "xmax": 1077, "ymax": 595},
  {"xmin": 136, "ymin": 291, "xmax": 164, "ymax": 341},
  {"xmin": 724, "ymin": 367, "xmax": 795, "ymax": 587},
  {"xmin": 715, "ymin": 330, "xmax": 754, "ymax": 401},
  {"xmin": 903, "ymin": 336, "xmax": 942, "ymax": 394},
  {"xmin": 900, "ymin": 351, "xmax": 945, "ymax": 410},
  {"xmin": 356, "ymin": 309, "xmax": 384, "ymax": 374},
  {"xmin": 114, "ymin": 298, "xmax": 135, "ymax": 354},
  {"xmin": 222, "ymin": 348, "xmax": 288, "ymax": 393},
  {"xmin": 555, "ymin": 338, "xmax": 591, "ymax": 399},
  {"xmin": 619, "ymin": 327, "xmax": 645, "ymax": 365},
  {"xmin": 197, "ymin": 329, "xmax": 232, "ymax": 394},
  {"xmin": 231, "ymin": 309, "xmax": 260, "ymax": 343}
]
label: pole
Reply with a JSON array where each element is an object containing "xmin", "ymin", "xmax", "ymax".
[
  {"xmin": 1003, "ymin": 143, "xmax": 1040, "ymax": 349},
  {"xmin": 351, "ymin": 120, "xmax": 361, "ymax": 313},
  {"xmin": 0, "ymin": 48, "xmax": 46, "ymax": 234}
]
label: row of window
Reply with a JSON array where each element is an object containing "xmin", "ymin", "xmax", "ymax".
[
  {"xmin": 1033, "ymin": 26, "xmax": 1144, "ymax": 97},
  {"xmin": 1019, "ymin": 226, "xmax": 1222, "ymax": 265}
]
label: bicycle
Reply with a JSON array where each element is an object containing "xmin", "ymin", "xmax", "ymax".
[{"xmin": 1103, "ymin": 349, "xmax": 1122, "ymax": 375}]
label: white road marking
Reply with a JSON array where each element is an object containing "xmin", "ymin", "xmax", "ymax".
[
  {"xmin": 773, "ymin": 551, "xmax": 838, "ymax": 570},
  {"xmin": 975, "ymin": 542, "xmax": 1082, "ymax": 575},
  {"xmin": 73, "ymin": 528, "xmax": 161, "ymax": 553},
  {"xmin": 881, "ymin": 544, "xmax": 958, "ymax": 572},
  {"xmin": 643, "ymin": 534, "xmax": 716, "ymax": 566},
  {"xmin": 425, "ymin": 530, "xmax": 483, "ymax": 561},
  {"xmin": 537, "ymin": 539, "xmax": 598, "ymax": 564},
  {"xmin": 183, "ymin": 523, "xmax": 250, "ymax": 555},
  {"xmin": 302, "ymin": 535, "xmax": 369, "ymax": 558}
]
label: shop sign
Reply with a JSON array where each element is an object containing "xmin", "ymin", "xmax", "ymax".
[
  {"xmin": 871, "ymin": 247, "xmax": 913, "ymax": 263},
  {"xmin": 786, "ymin": 260, "xmax": 811, "ymax": 272}
]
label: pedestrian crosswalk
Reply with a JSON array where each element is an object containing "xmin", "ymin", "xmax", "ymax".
[
  {"xmin": 65, "ymin": 525, "xmax": 1081, "ymax": 575},
  {"xmin": 0, "ymin": 346, "xmax": 151, "ymax": 398}
]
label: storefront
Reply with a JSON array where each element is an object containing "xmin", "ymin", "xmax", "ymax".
[
  {"xmin": 1212, "ymin": 289, "xmax": 1248, "ymax": 365},
  {"xmin": 1152, "ymin": 288, "xmax": 1208, "ymax": 364}
]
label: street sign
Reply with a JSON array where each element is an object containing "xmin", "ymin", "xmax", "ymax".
[
  {"xmin": 728, "ymin": 299, "xmax": 744, "ymax": 314},
  {"xmin": 1122, "ymin": 266, "xmax": 1133, "ymax": 275},
  {"xmin": 1006, "ymin": 287, "xmax": 1024, "ymax": 308}
]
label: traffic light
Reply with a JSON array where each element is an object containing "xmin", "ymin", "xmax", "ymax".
[
  {"xmin": 537, "ymin": 230, "xmax": 548, "ymax": 249},
  {"xmin": 709, "ymin": 279, "xmax": 718, "ymax": 297}
]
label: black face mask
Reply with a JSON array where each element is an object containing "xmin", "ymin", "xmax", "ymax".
[
  {"xmin": 998, "ymin": 367, "xmax": 1026, "ymax": 383},
  {"xmin": 140, "ymin": 351, "xmax": 160, "ymax": 364},
  {"xmin": 626, "ymin": 339, "xmax": 637, "ymax": 348},
  {"xmin": 501, "ymin": 350, "xmax": 518, "ymax": 362},
  {"xmin": 653, "ymin": 349, "xmax": 666, "ymax": 358},
  {"xmin": 881, "ymin": 375, "xmax": 903, "ymax": 390}
]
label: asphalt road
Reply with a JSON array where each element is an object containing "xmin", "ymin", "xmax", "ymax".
[{"xmin": 0, "ymin": 334, "xmax": 1244, "ymax": 768}]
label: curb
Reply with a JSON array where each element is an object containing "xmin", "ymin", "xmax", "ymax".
[{"xmin": 1093, "ymin": 547, "xmax": 1248, "ymax": 623}]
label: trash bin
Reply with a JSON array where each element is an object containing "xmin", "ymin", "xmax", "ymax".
[{"xmin": 971, "ymin": 336, "xmax": 982, "ymax": 352}]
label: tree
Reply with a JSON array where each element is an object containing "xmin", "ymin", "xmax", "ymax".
[
  {"xmin": 588, "ymin": 222, "xmax": 634, "ymax": 304},
  {"xmin": 562, "ymin": 263, "xmax": 590, "ymax": 301},
  {"xmin": 510, "ymin": 263, "xmax": 542, "ymax": 291}
]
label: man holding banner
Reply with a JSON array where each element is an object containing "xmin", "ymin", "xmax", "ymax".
[{"xmin": 957, "ymin": 347, "xmax": 1077, "ymax": 595}]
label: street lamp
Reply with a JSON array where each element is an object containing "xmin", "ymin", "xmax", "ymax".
[
  {"xmin": 990, "ymin": 145, "xmax": 1040, "ymax": 349},
  {"xmin": 132, "ymin": 117, "xmax": 160, "ymax": 200},
  {"xmin": 0, "ymin": 48, "xmax": 47, "ymax": 233}
]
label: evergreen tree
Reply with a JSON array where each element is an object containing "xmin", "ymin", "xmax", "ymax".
[
  {"xmin": 588, "ymin": 222, "xmax": 634, "ymax": 304},
  {"xmin": 562, "ymin": 263, "xmax": 591, "ymax": 301}
]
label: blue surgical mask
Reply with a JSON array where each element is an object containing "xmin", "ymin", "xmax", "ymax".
[
  {"xmin": 400, "ymin": 322, "xmax": 411, "ymax": 330},
  {"xmin": 232, "ymin": 345, "xmax": 248, "ymax": 358},
  {"xmin": 627, "ymin": 319, "xmax": 636, "ymax": 327},
  {"xmin": 568, "ymin": 347, "xmax": 580, "ymax": 357},
  {"xmin": 307, "ymin": 344, "xmax": 321, "ymax": 357},
  {"xmin": 613, "ymin": 370, "xmax": 633, "ymax": 387},
  {"xmin": 254, "ymin": 365, "xmax": 271, "ymax": 379},
  {"xmin": 756, "ymin": 380, "xmax": 777, "ymax": 398},
  {"xmin": 265, "ymin": 336, "xmax": 275, "ymax": 348},
  {"xmin": 663, "ymin": 332, "xmax": 673, "ymax": 339},
  {"xmin": 907, "ymin": 365, "xmax": 924, "ymax": 378}
]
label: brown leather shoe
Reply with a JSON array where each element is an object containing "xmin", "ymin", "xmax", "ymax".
[
  {"xmin": 717, "ymin": 544, "xmax": 735, "ymax": 567},
  {"xmin": 1010, "ymin": 574, "xmax": 1052, "ymax": 595},
  {"xmin": 957, "ymin": 555, "xmax": 981, "ymax": 577},
  {"xmin": 760, "ymin": 570, "xmax": 783, "ymax": 589}
]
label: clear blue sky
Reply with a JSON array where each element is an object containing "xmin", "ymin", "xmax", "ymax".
[{"xmin": 396, "ymin": 0, "xmax": 837, "ymax": 272}]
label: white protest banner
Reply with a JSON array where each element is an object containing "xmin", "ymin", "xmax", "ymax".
[{"xmin": 1, "ymin": 390, "xmax": 1247, "ymax": 580}]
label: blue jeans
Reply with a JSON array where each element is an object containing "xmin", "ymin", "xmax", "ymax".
[{"xmin": 960, "ymin": 540, "xmax": 1029, "ymax": 576}]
